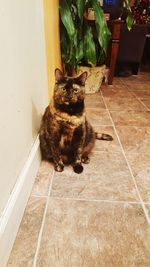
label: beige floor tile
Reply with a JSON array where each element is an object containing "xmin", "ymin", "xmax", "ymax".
[
  {"xmin": 129, "ymin": 89, "xmax": 150, "ymax": 98},
  {"xmin": 112, "ymin": 77, "xmax": 125, "ymax": 85},
  {"xmin": 110, "ymin": 110, "xmax": 150, "ymax": 127},
  {"xmin": 7, "ymin": 196, "xmax": 46, "ymax": 267},
  {"xmin": 116, "ymin": 126, "xmax": 150, "ymax": 154},
  {"xmin": 85, "ymin": 93, "xmax": 102, "ymax": 101},
  {"xmin": 140, "ymin": 98, "xmax": 150, "ymax": 110},
  {"xmin": 122, "ymin": 75, "xmax": 150, "ymax": 84},
  {"xmin": 36, "ymin": 198, "xmax": 150, "ymax": 267},
  {"xmin": 31, "ymin": 161, "xmax": 53, "ymax": 196},
  {"xmin": 101, "ymin": 88, "xmax": 132, "ymax": 98},
  {"xmin": 86, "ymin": 109, "xmax": 112, "ymax": 126},
  {"xmin": 125, "ymin": 81, "xmax": 150, "ymax": 86},
  {"xmin": 93, "ymin": 126, "xmax": 121, "ymax": 153},
  {"xmin": 85, "ymin": 93, "xmax": 106, "ymax": 109},
  {"xmin": 114, "ymin": 84, "xmax": 129, "ymax": 90},
  {"xmin": 104, "ymin": 97, "xmax": 146, "ymax": 111},
  {"xmin": 127, "ymin": 153, "xmax": 150, "ymax": 202},
  {"xmin": 101, "ymin": 84, "xmax": 115, "ymax": 90},
  {"xmin": 127, "ymin": 84, "xmax": 150, "ymax": 91},
  {"xmin": 51, "ymin": 153, "xmax": 138, "ymax": 201}
]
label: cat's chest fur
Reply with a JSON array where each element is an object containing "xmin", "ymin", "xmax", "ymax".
[
  {"xmin": 52, "ymin": 105, "xmax": 86, "ymax": 149},
  {"xmin": 54, "ymin": 107, "xmax": 85, "ymax": 128}
]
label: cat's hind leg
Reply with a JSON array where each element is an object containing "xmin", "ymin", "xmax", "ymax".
[{"xmin": 81, "ymin": 139, "xmax": 95, "ymax": 164}]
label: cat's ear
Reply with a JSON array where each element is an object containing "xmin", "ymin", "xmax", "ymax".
[
  {"xmin": 78, "ymin": 72, "xmax": 88, "ymax": 85},
  {"xmin": 55, "ymin": 68, "xmax": 64, "ymax": 83}
]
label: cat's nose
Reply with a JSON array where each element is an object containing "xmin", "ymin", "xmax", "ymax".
[{"xmin": 67, "ymin": 94, "xmax": 73, "ymax": 100}]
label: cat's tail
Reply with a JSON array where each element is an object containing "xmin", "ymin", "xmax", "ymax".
[{"xmin": 95, "ymin": 132, "xmax": 113, "ymax": 141}]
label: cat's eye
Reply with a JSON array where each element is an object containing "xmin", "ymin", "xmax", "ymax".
[
  {"xmin": 73, "ymin": 84, "xmax": 80, "ymax": 93},
  {"xmin": 62, "ymin": 88, "xmax": 66, "ymax": 92},
  {"xmin": 74, "ymin": 87, "xmax": 79, "ymax": 93}
]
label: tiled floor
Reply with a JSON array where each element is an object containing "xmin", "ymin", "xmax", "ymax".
[{"xmin": 7, "ymin": 72, "xmax": 150, "ymax": 267}]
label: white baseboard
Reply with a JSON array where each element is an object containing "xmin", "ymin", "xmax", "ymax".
[{"xmin": 0, "ymin": 136, "xmax": 41, "ymax": 267}]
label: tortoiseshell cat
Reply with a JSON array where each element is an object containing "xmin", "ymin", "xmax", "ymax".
[{"xmin": 39, "ymin": 68, "xmax": 113, "ymax": 174}]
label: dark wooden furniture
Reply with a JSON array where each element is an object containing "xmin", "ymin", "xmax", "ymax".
[
  {"xmin": 107, "ymin": 20, "xmax": 122, "ymax": 84},
  {"xmin": 116, "ymin": 24, "xmax": 147, "ymax": 75},
  {"xmin": 142, "ymin": 31, "xmax": 150, "ymax": 65}
]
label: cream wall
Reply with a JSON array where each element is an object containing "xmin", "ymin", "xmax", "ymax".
[
  {"xmin": 43, "ymin": 0, "xmax": 62, "ymax": 99},
  {"xmin": 0, "ymin": 0, "xmax": 48, "ymax": 215}
]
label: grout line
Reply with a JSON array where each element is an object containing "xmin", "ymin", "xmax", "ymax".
[
  {"xmin": 100, "ymin": 91, "xmax": 148, "ymax": 113},
  {"xmin": 100, "ymin": 89, "xmax": 150, "ymax": 225},
  {"xmin": 92, "ymin": 150, "xmax": 148, "ymax": 156},
  {"xmin": 31, "ymin": 194, "xmax": 48, "ymax": 198},
  {"xmin": 92, "ymin": 151, "xmax": 122, "ymax": 156},
  {"xmin": 90, "ymin": 124, "xmax": 113, "ymax": 127},
  {"xmin": 30, "ymin": 194, "xmax": 150, "ymax": 205},
  {"xmin": 126, "ymin": 86, "xmax": 150, "ymax": 111},
  {"xmin": 92, "ymin": 151, "xmax": 121, "ymax": 155},
  {"xmin": 108, "ymin": 125, "xmax": 150, "ymax": 128},
  {"xmin": 51, "ymin": 196, "xmax": 141, "ymax": 205},
  {"xmin": 103, "ymin": 108, "xmax": 149, "ymax": 112},
  {"xmin": 134, "ymin": 95, "xmax": 150, "ymax": 112},
  {"xmin": 32, "ymin": 169, "xmax": 55, "ymax": 267}
]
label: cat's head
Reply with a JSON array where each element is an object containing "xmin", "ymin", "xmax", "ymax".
[{"xmin": 53, "ymin": 68, "xmax": 87, "ymax": 105}]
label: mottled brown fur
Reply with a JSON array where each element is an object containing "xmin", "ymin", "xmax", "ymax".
[{"xmin": 39, "ymin": 69, "xmax": 112, "ymax": 173}]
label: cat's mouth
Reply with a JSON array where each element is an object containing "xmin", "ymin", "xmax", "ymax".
[
  {"xmin": 64, "ymin": 101, "xmax": 70, "ymax": 105},
  {"xmin": 63, "ymin": 98, "xmax": 78, "ymax": 105}
]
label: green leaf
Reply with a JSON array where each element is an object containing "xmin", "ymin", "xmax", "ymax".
[
  {"xmin": 59, "ymin": 0, "xmax": 76, "ymax": 41},
  {"xmin": 60, "ymin": 23, "xmax": 70, "ymax": 63},
  {"xmin": 76, "ymin": 39, "xmax": 84, "ymax": 62},
  {"xmin": 123, "ymin": 0, "xmax": 132, "ymax": 13},
  {"xmin": 83, "ymin": 24, "xmax": 96, "ymax": 66},
  {"xmin": 126, "ymin": 15, "xmax": 134, "ymax": 31},
  {"xmin": 59, "ymin": 0, "xmax": 78, "ymax": 71},
  {"xmin": 123, "ymin": 0, "xmax": 134, "ymax": 31},
  {"xmin": 76, "ymin": 0, "xmax": 86, "ymax": 21},
  {"xmin": 91, "ymin": 0, "xmax": 111, "ymax": 54}
]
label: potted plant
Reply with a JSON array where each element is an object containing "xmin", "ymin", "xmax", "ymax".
[{"xmin": 59, "ymin": 0, "xmax": 133, "ymax": 93}]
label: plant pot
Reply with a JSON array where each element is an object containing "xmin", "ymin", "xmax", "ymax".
[{"xmin": 77, "ymin": 65, "xmax": 106, "ymax": 94}]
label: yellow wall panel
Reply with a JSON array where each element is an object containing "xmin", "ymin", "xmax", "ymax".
[{"xmin": 43, "ymin": 0, "xmax": 62, "ymax": 99}]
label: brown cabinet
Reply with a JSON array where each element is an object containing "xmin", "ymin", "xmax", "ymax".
[{"xmin": 107, "ymin": 20, "xmax": 122, "ymax": 84}]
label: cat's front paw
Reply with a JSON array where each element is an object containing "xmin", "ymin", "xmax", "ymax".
[
  {"xmin": 54, "ymin": 163, "xmax": 64, "ymax": 172},
  {"xmin": 73, "ymin": 164, "xmax": 83, "ymax": 174},
  {"xmin": 82, "ymin": 156, "xmax": 90, "ymax": 164}
]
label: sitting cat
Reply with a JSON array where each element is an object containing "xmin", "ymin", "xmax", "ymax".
[{"xmin": 39, "ymin": 68, "xmax": 113, "ymax": 174}]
